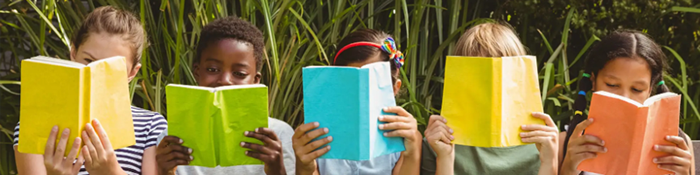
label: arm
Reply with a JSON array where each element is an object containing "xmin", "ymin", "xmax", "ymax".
[
  {"xmin": 241, "ymin": 128, "xmax": 286, "ymax": 175},
  {"xmin": 434, "ymin": 148, "xmax": 454, "ymax": 175},
  {"xmin": 292, "ymin": 122, "xmax": 331, "ymax": 175},
  {"xmin": 559, "ymin": 119, "xmax": 605, "ymax": 175},
  {"xmin": 687, "ymin": 134, "xmax": 695, "ymax": 175},
  {"xmin": 520, "ymin": 113, "xmax": 559, "ymax": 175},
  {"xmin": 141, "ymin": 147, "xmax": 158, "ymax": 175},
  {"xmin": 17, "ymin": 126, "xmax": 85, "ymax": 175},
  {"xmin": 392, "ymin": 144, "xmax": 421, "ymax": 175},
  {"xmin": 15, "ymin": 146, "xmax": 47, "ymax": 175},
  {"xmin": 423, "ymin": 115, "xmax": 455, "ymax": 175},
  {"xmin": 654, "ymin": 134, "xmax": 693, "ymax": 175},
  {"xmin": 379, "ymin": 107, "xmax": 421, "ymax": 175}
]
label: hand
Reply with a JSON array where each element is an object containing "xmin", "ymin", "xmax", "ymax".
[
  {"xmin": 424, "ymin": 115, "xmax": 454, "ymax": 158},
  {"xmin": 81, "ymin": 119, "xmax": 124, "ymax": 175},
  {"xmin": 44, "ymin": 126, "xmax": 85, "ymax": 175},
  {"xmin": 561, "ymin": 118, "xmax": 606, "ymax": 174},
  {"xmin": 242, "ymin": 127, "xmax": 286, "ymax": 175},
  {"xmin": 292, "ymin": 122, "xmax": 331, "ymax": 175},
  {"xmin": 378, "ymin": 107, "xmax": 421, "ymax": 157},
  {"xmin": 654, "ymin": 135, "xmax": 692, "ymax": 175},
  {"xmin": 155, "ymin": 136, "xmax": 192, "ymax": 175},
  {"xmin": 520, "ymin": 112, "xmax": 559, "ymax": 163}
]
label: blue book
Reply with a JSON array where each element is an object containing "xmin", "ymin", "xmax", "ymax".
[{"xmin": 302, "ymin": 61, "xmax": 406, "ymax": 161}]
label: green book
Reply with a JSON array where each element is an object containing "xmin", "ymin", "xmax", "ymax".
[{"xmin": 166, "ymin": 84, "xmax": 269, "ymax": 167}]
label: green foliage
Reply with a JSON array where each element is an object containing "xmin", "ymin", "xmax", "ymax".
[{"xmin": 1, "ymin": 1, "xmax": 699, "ymax": 174}]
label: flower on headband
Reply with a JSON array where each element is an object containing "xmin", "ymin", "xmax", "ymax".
[{"xmin": 380, "ymin": 37, "xmax": 405, "ymax": 69}]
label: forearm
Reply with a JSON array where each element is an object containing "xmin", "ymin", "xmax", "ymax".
[
  {"xmin": 434, "ymin": 154, "xmax": 454, "ymax": 175},
  {"xmin": 394, "ymin": 151, "xmax": 421, "ymax": 175},
  {"xmin": 558, "ymin": 160, "xmax": 581, "ymax": 175},
  {"xmin": 538, "ymin": 160, "xmax": 558, "ymax": 175}
]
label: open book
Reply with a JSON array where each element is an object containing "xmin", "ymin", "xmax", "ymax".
[
  {"xmin": 441, "ymin": 56, "xmax": 545, "ymax": 147},
  {"xmin": 578, "ymin": 91, "xmax": 681, "ymax": 175},
  {"xmin": 19, "ymin": 56, "xmax": 135, "ymax": 156},
  {"xmin": 166, "ymin": 84, "xmax": 269, "ymax": 167},
  {"xmin": 302, "ymin": 61, "xmax": 405, "ymax": 161}
]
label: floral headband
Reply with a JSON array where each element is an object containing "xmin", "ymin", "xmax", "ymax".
[{"xmin": 333, "ymin": 37, "xmax": 405, "ymax": 69}]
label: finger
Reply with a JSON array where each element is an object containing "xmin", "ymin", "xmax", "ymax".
[
  {"xmin": 531, "ymin": 112, "xmax": 557, "ymax": 127},
  {"xmin": 293, "ymin": 122, "xmax": 320, "ymax": 139},
  {"xmin": 162, "ymin": 143, "xmax": 193, "ymax": 157},
  {"xmin": 666, "ymin": 136, "xmax": 690, "ymax": 151},
  {"xmin": 571, "ymin": 118, "xmax": 594, "ymax": 138},
  {"xmin": 572, "ymin": 152, "xmax": 597, "ymax": 161},
  {"xmin": 378, "ymin": 121, "xmax": 412, "ymax": 131},
  {"xmin": 157, "ymin": 136, "xmax": 184, "ymax": 152},
  {"xmin": 44, "ymin": 126, "xmax": 59, "ymax": 157},
  {"xmin": 299, "ymin": 146, "xmax": 330, "ymax": 163},
  {"xmin": 425, "ymin": 119, "xmax": 451, "ymax": 136},
  {"xmin": 428, "ymin": 115, "xmax": 447, "ymax": 126},
  {"xmin": 384, "ymin": 130, "xmax": 415, "ymax": 139},
  {"xmin": 72, "ymin": 153, "xmax": 84, "ymax": 173},
  {"xmin": 63, "ymin": 137, "xmax": 82, "ymax": 168},
  {"xmin": 383, "ymin": 107, "xmax": 412, "ymax": 117},
  {"xmin": 378, "ymin": 115, "xmax": 410, "ymax": 123},
  {"xmin": 241, "ymin": 142, "xmax": 275, "ymax": 155},
  {"xmin": 158, "ymin": 150, "xmax": 193, "ymax": 162},
  {"xmin": 84, "ymin": 123, "xmax": 104, "ymax": 156},
  {"xmin": 254, "ymin": 127, "xmax": 279, "ymax": 141},
  {"xmin": 245, "ymin": 150, "xmax": 273, "ymax": 163},
  {"xmin": 81, "ymin": 131, "xmax": 98, "ymax": 160},
  {"xmin": 82, "ymin": 146, "xmax": 92, "ymax": 165},
  {"xmin": 245, "ymin": 130, "xmax": 278, "ymax": 148},
  {"xmin": 654, "ymin": 145, "xmax": 691, "ymax": 158},
  {"xmin": 299, "ymin": 136, "xmax": 333, "ymax": 155},
  {"xmin": 298, "ymin": 127, "xmax": 329, "ymax": 146},
  {"xmin": 162, "ymin": 159, "xmax": 190, "ymax": 170},
  {"xmin": 574, "ymin": 135, "xmax": 605, "ymax": 146},
  {"xmin": 427, "ymin": 129, "xmax": 452, "ymax": 144},
  {"xmin": 570, "ymin": 144, "xmax": 607, "ymax": 153},
  {"xmin": 520, "ymin": 130, "xmax": 557, "ymax": 138},
  {"xmin": 521, "ymin": 124, "xmax": 558, "ymax": 133},
  {"xmin": 654, "ymin": 155, "xmax": 691, "ymax": 166},
  {"xmin": 93, "ymin": 119, "xmax": 113, "ymax": 150},
  {"xmin": 54, "ymin": 128, "xmax": 71, "ymax": 162},
  {"xmin": 657, "ymin": 164, "xmax": 688, "ymax": 174},
  {"xmin": 521, "ymin": 136, "xmax": 555, "ymax": 144}
]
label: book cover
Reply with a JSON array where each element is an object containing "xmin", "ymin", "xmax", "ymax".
[
  {"xmin": 166, "ymin": 84, "xmax": 269, "ymax": 167},
  {"xmin": 441, "ymin": 56, "xmax": 544, "ymax": 147},
  {"xmin": 578, "ymin": 91, "xmax": 681, "ymax": 175},
  {"xmin": 302, "ymin": 61, "xmax": 405, "ymax": 161},
  {"xmin": 19, "ymin": 56, "xmax": 135, "ymax": 156}
]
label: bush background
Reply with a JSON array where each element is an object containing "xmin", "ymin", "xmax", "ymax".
[{"xmin": 0, "ymin": 0, "xmax": 699, "ymax": 174}]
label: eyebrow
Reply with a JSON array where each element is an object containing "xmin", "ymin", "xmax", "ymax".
[
  {"xmin": 603, "ymin": 74, "xmax": 649, "ymax": 86},
  {"xmin": 203, "ymin": 58, "xmax": 223, "ymax": 63},
  {"xmin": 82, "ymin": 51, "xmax": 96, "ymax": 60}
]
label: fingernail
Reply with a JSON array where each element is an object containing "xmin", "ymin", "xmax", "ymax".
[
  {"xmin": 450, "ymin": 135, "xmax": 455, "ymax": 140},
  {"xmin": 64, "ymin": 128, "xmax": 70, "ymax": 133},
  {"xmin": 601, "ymin": 140, "xmax": 605, "ymax": 145},
  {"xmin": 179, "ymin": 139, "xmax": 183, "ymax": 144},
  {"xmin": 244, "ymin": 131, "xmax": 249, "ymax": 135},
  {"xmin": 589, "ymin": 118, "xmax": 594, "ymax": 122},
  {"xmin": 383, "ymin": 132, "xmax": 388, "ymax": 136},
  {"xmin": 654, "ymin": 145, "xmax": 660, "ymax": 150},
  {"xmin": 245, "ymin": 151, "xmax": 249, "ymax": 155},
  {"xmin": 240, "ymin": 142, "xmax": 245, "ymax": 147},
  {"xmin": 603, "ymin": 148, "xmax": 608, "ymax": 152},
  {"xmin": 383, "ymin": 107, "xmax": 388, "ymax": 111},
  {"xmin": 653, "ymin": 158, "xmax": 658, "ymax": 163},
  {"xmin": 94, "ymin": 118, "xmax": 100, "ymax": 124},
  {"xmin": 189, "ymin": 156, "xmax": 194, "ymax": 160},
  {"xmin": 666, "ymin": 136, "xmax": 671, "ymax": 140},
  {"xmin": 521, "ymin": 125, "xmax": 527, "ymax": 129},
  {"xmin": 323, "ymin": 128, "xmax": 329, "ymax": 133},
  {"xmin": 52, "ymin": 126, "xmax": 58, "ymax": 132},
  {"xmin": 314, "ymin": 122, "xmax": 320, "ymax": 127},
  {"xmin": 255, "ymin": 128, "xmax": 260, "ymax": 132},
  {"xmin": 327, "ymin": 136, "xmax": 333, "ymax": 141},
  {"xmin": 378, "ymin": 124, "xmax": 384, "ymax": 129},
  {"xmin": 378, "ymin": 116, "xmax": 384, "ymax": 120},
  {"xmin": 327, "ymin": 146, "xmax": 331, "ymax": 150},
  {"xmin": 520, "ymin": 133, "xmax": 525, "ymax": 137},
  {"xmin": 449, "ymin": 128, "xmax": 454, "ymax": 133},
  {"xmin": 188, "ymin": 148, "xmax": 192, "ymax": 154}
]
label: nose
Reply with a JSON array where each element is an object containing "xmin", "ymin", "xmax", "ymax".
[{"xmin": 217, "ymin": 73, "xmax": 234, "ymax": 86}]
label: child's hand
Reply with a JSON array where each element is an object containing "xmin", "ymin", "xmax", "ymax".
[
  {"xmin": 520, "ymin": 112, "xmax": 559, "ymax": 164},
  {"xmin": 379, "ymin": 107, "xmax": 421, "ymax": 157},
  {"xmin": 43, "ymin": 126, "xmax": 85, "ymax": 175},
  {"xmin": 561, "ymin": 118, "xmax": 606, "ymax": 174},
  {"xmin": 241, "ymin": 127, "xmax": 286, "ymax": 175},
  {"xmin": 81, "ymin": 119, "xmax": 124, "ymax": 175},
  {"xmin": 424, "ymin": 115, "xmax": 454, "ymax": 158},
  {"xmin": 155, "ymin": 136, "xmax": 192, "ymax": 175},
  {"xmin": 292, "ymin": 122, "xmax": 331, "ymax": 175},
  {"xmin": 653, "ymin": 135, "xmax": 692, "ymax": 175}
]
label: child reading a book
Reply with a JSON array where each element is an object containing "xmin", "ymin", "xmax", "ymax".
[
  {"xmin": 13, "ymin": 6, "xmax": 167, "ymax": 175},
  {"xmin": 558, "ymin": 31, "xmax": 695, "ymax": 175},
  {"xmin": 292, "ymin": 29, "xmax": 421, "ymax": 175},
  {"xmin": 420, "ymin": 22, "xmax": 559, "ymax": 175},
  {"xmin": 154, "ymin": 16, "xmax": 295, "ymax": 175}
]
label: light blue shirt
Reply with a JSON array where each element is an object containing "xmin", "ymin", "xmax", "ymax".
[{"xmin": 317, "ymin": 152, "xmax": 402, "ymax": 175}]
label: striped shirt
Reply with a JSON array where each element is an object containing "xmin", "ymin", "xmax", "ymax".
[{"xmin": 13, "ymin": 106, "xmax": 168, "ymax": 175}]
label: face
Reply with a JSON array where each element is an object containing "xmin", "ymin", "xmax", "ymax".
[
  {"xmin": 194, "ymin": 38, "xmax": 261, "ymax": 87},
  {"xmin": 346, "ymin": 53, "xmax": 402, "ymax": 96},
  {"xmin": 70, "ymin": 32, "xmax": 141, "ymax": 82},
  {"xmin": 592, "ymin": 57, "xmax": 653, "ymax": 104}
]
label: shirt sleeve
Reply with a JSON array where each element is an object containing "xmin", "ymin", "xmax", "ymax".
[
  {"xmin": 146, "ymin": 114, "xmax": 168, "ymax": 148},
  {"xmin": 13, "ymin": 122, "xmax": 20, "ymax": 146},
  {"xmin": 420, "ymin": 138, "xmax": 437, "ymax": 175},
  {"xmin": 271, "ymin": 118, "xmax": 296, "ymax": 175}
]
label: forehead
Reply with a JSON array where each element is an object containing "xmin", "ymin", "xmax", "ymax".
[
  {"xmin": 598, "ymin": 57, "xmax": 652, "ymax": 82},
  {"xmin": 345, "ymin": 52, "xmax": 383, "ymax": 68},
  {"xmin": 200, "ymin": 38, "xmax": 256, "ymax": 64},
  {"xmin": 77, "ymin": 32, "xmax": 133, "ymax": 60}
]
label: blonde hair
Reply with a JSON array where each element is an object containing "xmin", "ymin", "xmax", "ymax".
[{"xmin": 453, "ymin": 22, "xmax": 526, "ymax": 57}]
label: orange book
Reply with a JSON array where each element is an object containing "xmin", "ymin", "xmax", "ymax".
[{"xmin": 578, "ymin": 91, "xmax": 681, "ymax": 175}]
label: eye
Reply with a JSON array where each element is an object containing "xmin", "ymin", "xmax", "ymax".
[
  {"xmin": 605, "ymin": 83, "xmax": 619, "ymax": 88},
  {"xmin": 233, "ymin": 71, "xmax": 248, "ymax": 77},
  {"xmin": 632, "ymin": 88, "xmax": 644, "ymax": 93},
  {"xmin": 83, "ymin": 58, "xmax": 94, "ymax": 64},
  {"xmin": 206, "ymin": 68, "xmax": 219, "ymax": 73}
]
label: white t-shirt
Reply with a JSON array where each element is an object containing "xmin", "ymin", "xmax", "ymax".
[{"xmin": 156, "ymin": 117, "xmax": 295, "ymax": 175}]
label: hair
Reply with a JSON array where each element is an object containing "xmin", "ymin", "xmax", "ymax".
[
  {"xmin": 72, "ymin": 6, "xmax": 145, "ymax": 68},
  {"xmin": 454, "ymin": 22, "xmax": 527, "ymax": 57},
  {"xmin": 195, "ymin": 16, "xmax": 265, "ymax": 71},
  {"xmin": 333, "ymin": 29, "xmax": 400, "ymax": 83},
  {"xmin": 562, "ymin": 30, "xmax": 670, "ymax": 159}
]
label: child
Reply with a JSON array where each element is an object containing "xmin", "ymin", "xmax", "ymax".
[
  {"xmin": 13, "ymin": 6, "xmax": 167, "ymax": 175},
  {"xmin": 154, "ymin": 16, "xmax": 295, "ymax": 175},
  {"xmin": 292, "ymin": 29, "xmax": 422, "ymax": 175},
  {"xmin": 420, "ymin": 22, "xmax": 559, "ymax": 175},
  {"xmin": 558, "ymin": 31, "xmax": 695, "ymax": 175}
]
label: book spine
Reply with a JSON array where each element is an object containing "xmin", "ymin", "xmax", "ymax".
[
  {"xmin": 81, "ymin": 67, "xmax": 91, "ymax": 135},
  {"xmin": 359, "ymin": 69, "xmax": 370, "ymax": 160},
  {"xmin": 493, "ymin": 58, "xmax": 502, "ymax": 147}
]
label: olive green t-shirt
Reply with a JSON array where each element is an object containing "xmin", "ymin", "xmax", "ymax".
[{"xmin": 420, "ymin": 138, "xmax": 540, "ymax": 175}]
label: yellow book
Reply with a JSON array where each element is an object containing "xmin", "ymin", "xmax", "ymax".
[
  {"xmin": 441, "ymin": 56, "xmax": 544, "ymax": 147},
  {"xmin": 19, "ymin": 56, "xmax": 135, "ymax": 156}
]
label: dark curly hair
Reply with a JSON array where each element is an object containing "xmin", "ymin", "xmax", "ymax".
[{"xmin": 195, "ymin": 16, "xmax": 265, "ymax": 71}]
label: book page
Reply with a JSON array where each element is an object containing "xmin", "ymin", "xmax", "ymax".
[
  {"xmin": 217, "ymin": 86, "xmax": 268, "ymax": 166},
  {"xmin": 166, "ymin": 84, "xmax": 218, "ymax": 167},
  {"xmin": 29, "ymin": 56, "xmax": 86, "ymax": 68},
  {"xmin": 643, "ymin": 92, "xmax": 679, "ymax": 106},
  {"xmin": 367, "ymin": 61, "xmax": 405, "ymax": 159},
  {"xmin": 500, "ymin": 56, "xmax": 545, "ymax": 147},
  {"xmin": 639, "ymin": 94, "xmax": 681, "ymax": 174}
]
